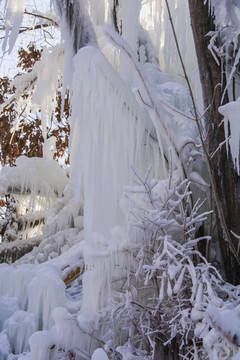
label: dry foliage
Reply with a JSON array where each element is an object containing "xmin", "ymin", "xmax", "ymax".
[{"xmin": 0, "ymin": 43, "xmax": 70, "ymax": 166}]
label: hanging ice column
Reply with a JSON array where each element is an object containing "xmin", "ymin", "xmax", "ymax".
[{"xmin": 70, "ymin": 46, "xmax": 154, "ymax": 243}]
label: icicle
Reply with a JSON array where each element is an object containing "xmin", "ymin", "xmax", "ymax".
[
  {"xmin": 139, "ymin": 0, "xmax": 196, "ymax": 84},
  {"xmin": 219, "ymin": 98, "xmax": 240, "ymax": 175},
  {"xmin": 118, "ymin": 0, "xmax": 142, "ymax": 53},
  {"xmin": 0, "ymin": 156, "xmax": 68, "ymax": 215},
  {"xmin": 167, "ymin": 278, "xmax": 173, "ymax": 297},
  {"xmin": 0, "ymin": 263, "xmax": 68, "ymax": 331},
  {"xmin": 53, "ymin": 0, "xmax": 98, "ymax": 112},
  {"xmin": 158, "ymin": 272, "xmax": 166, "ymax": 304},
  {"xmin": 30, "ymin": 45, "xmax": 64, "ymax": 142},
  {"xmin": 2, "ymin": 0, "xmax": 26, "ymax": 53},
  {"xmin": 70, "ymin": 46, "xmax": 150, "ymax": 241},
  {"xmin": 88, "ymin": 0, "xmax": 106, "ymax": 27},
  {"xmin": 4, "ymin": 310, "xmax": 36, "ymax": 354}
]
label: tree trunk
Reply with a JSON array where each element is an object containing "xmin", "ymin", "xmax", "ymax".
[
  {"xmin": 154, "ymin": 337, "xmax": 180, "ymax": 360},
  {"xmin": 188, "ymin": 0, "xmax": 240, "ymax": 284}
]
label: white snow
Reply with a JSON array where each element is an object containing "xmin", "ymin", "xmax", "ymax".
[
  {"xmin": 91, "ymin": 348, "xmax": 109, "ymax": 360},
  {"xmin": 0, "ymin": 263, "xmax": 67, "ymax": 330},
  {"xmin": 206, "ymin": 304, "xmax": 240, "ymax": 340},
  {"xmin": 29, "ymin": 330, "xmax": 57, "ymax": 360}
]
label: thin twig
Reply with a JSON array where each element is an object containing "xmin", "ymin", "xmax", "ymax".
[
  {"xmin": 24, "ymin": 10, "xmax": 59, "ymax": 27},
  {"xmin": 209, "ymin": 136, "xmax": 231, "ymax": 160}
]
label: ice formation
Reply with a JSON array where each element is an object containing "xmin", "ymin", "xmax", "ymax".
[
  {"xmin": 0, "ymin": 296, "xmax": 19, "ymax": 331},
  {"xmin": 91, "ymin": 348, "xmax": 109, "ymax": 360},
  {"xmin": 1, "ymin": 0, "xmax": 240, "ymax": 359},
  {"xmin": 219, "ymin": 98, "xmax": 240, "ymax": 174},
  {"xmin": 0, "ymin": 263, "xmax": 72, "ymax": 358},
  {"xmin": 0, "ymin": 156, "xmax": 68, "ymax": 209},
  {"xmin": 29, "ymin": 331, "xmax": 57, "ymax": 360},
  {"xmin": 140, "ymin": 0, "xmax": 196, "ymax": 83},
  {"xmin": 0, "ymin": 155, "xmax": 69, "ymax": 258},
  {"xmin": 206, "ymin": 0, "xmax": 240, "ymax": 103},
  {"xmin": 4, "ymin": 310, "xmax": 36, "ymax": 354},
  {"xmin": 0, "ymin": 264, "xmax": 68, "ymax": 328},
  {"xmin": 70, "ymin": 45, "xmax": 151, "ymax": 240},
  {"xmin": 2, "ymin": 0, "xmax": 26, "ymax": 53}
]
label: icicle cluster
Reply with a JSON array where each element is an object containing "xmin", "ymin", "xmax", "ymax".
[
  {"xmin": 0, "ymin": 156, "xmax": 68, "ymax": 209},
  {"xmin": 2, "ymin": 0, "xmax": 26, "ymax": 53},
  {"xmin": 219, "ymin": 99, "xmax": 240, "ymax": 175},
  {"xmin": 70, "ymin": 45, "xmax": 150, "ymax": 240},
  {"xmin": 140, "ymin": 0, "xmax": 196, "ymax": 82}
]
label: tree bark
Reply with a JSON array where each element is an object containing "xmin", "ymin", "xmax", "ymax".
[
  {"xmin": 188, "ymin": 0, "xmax": 240, "ymax": 284},
  {"xmin": 154, "ymin": 338, "xmax": 180, "ymax": 360}
]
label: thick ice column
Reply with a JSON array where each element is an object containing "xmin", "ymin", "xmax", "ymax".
[
  {"xmin": 70, "ymin": 46, "xmax": 147, "ymax": 243},
  {"xmin": 70, "ymin": 46, "xmax": 149, "ymax": 317},
  {"xmin": 3, "ymin": 310, "xmax": 36, "ymax": 354}
]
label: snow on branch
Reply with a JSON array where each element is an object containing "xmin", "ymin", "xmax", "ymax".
[
  {"xmin": 101, "ymin": 167, "xmax": 239, "ymax": 359},
  {"xmin": 103, "ymin": 24, "xmax": 201, "ymax": 184}
]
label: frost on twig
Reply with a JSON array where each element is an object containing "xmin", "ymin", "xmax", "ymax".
[{"xmin": 96, "ymin": 167, "xmax": 240, "ymax": 360}]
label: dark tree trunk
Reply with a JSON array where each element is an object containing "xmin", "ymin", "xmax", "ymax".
[
  {"xmin": 188, "ymin": 0, "xmax": 240, "ymax": 284},
  {"xmin": 154, "ymin": 338, "xmax": 180, "ymax": 360},
  {"xmin": 54, "ymin": 0, "xmax": 97, "ymax": 54}
]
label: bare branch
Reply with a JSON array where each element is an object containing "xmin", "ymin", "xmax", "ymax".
[{"xmin": 24, "ymin": 10, "xmax": 59, "ymax": 27}]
